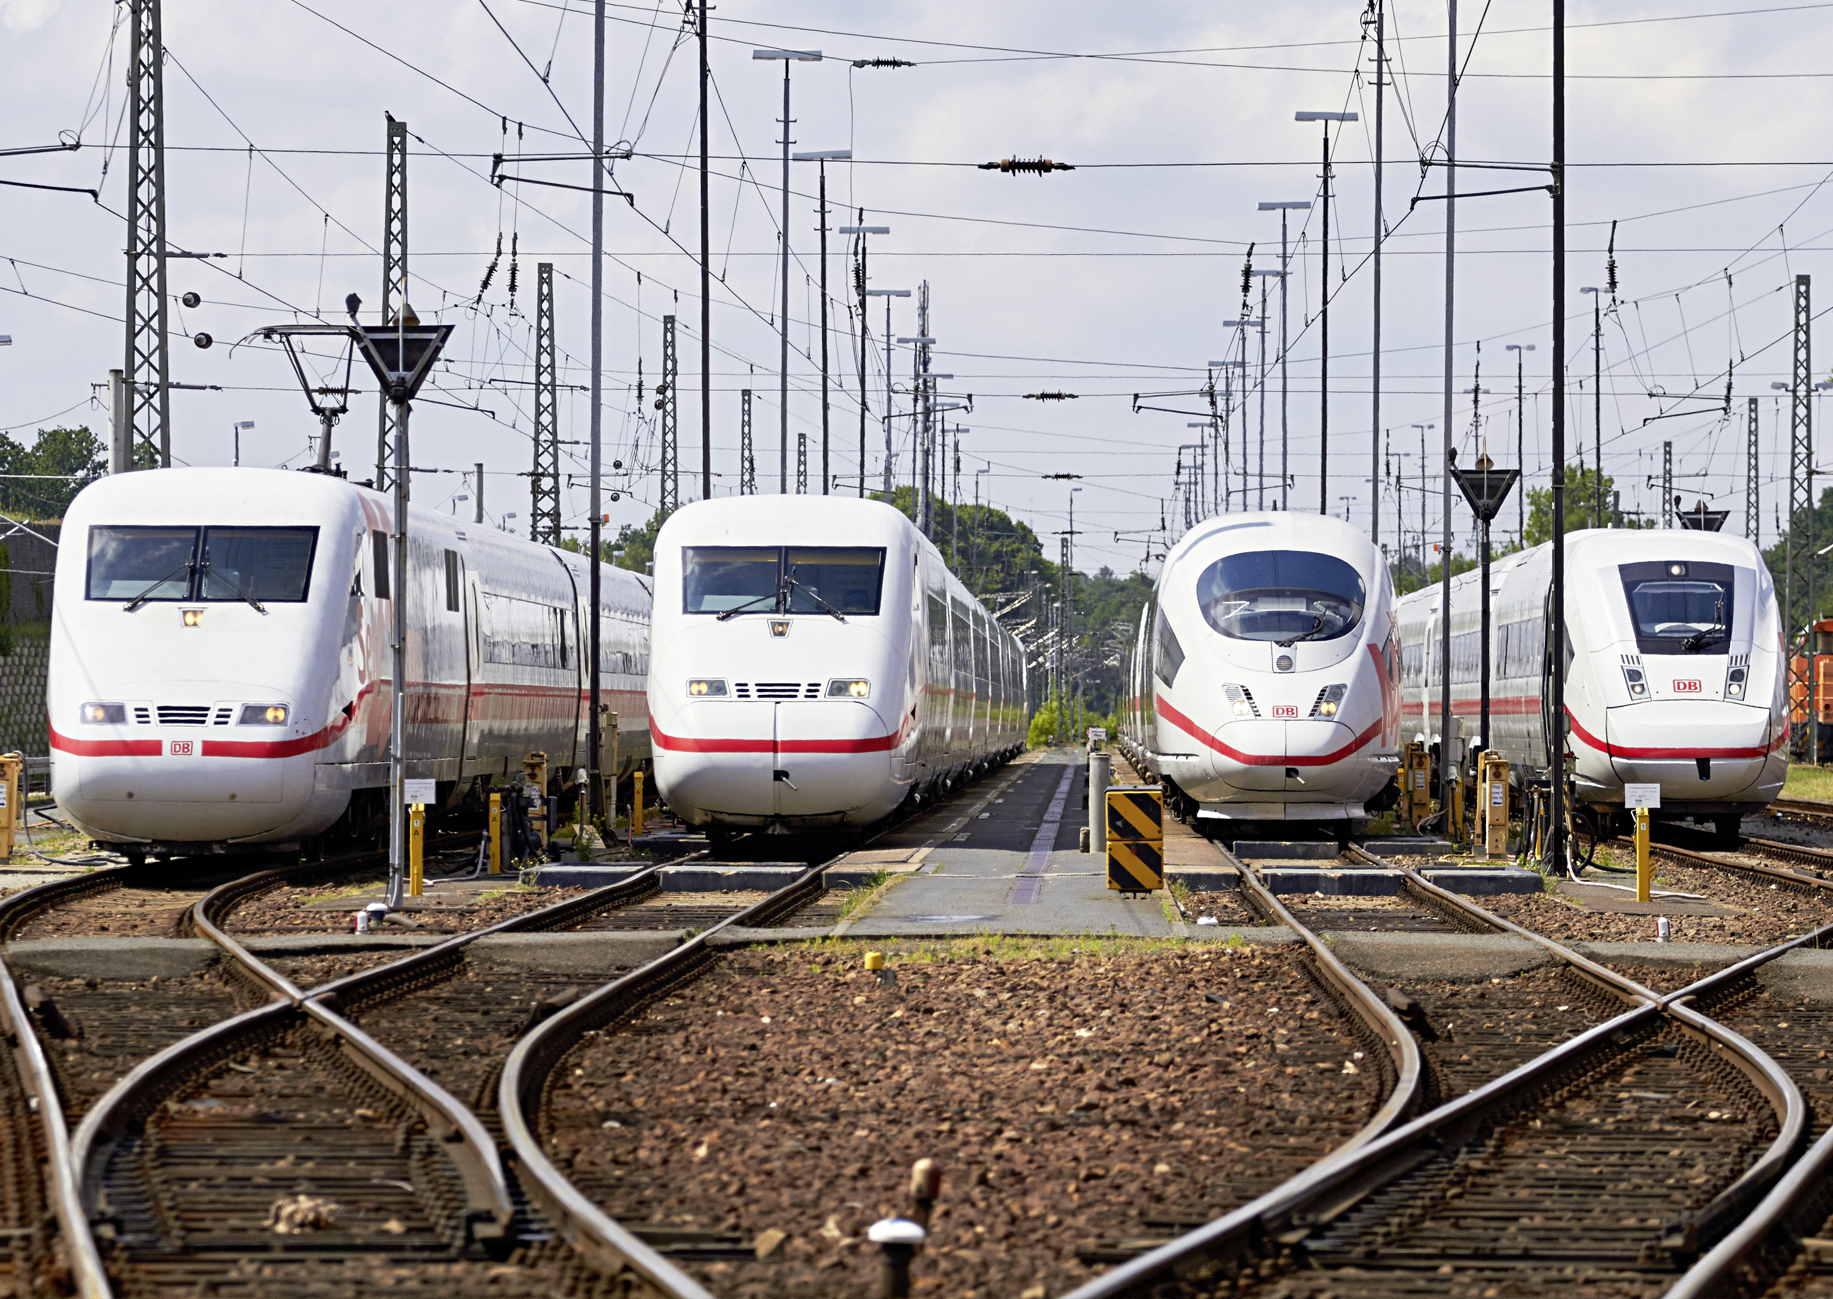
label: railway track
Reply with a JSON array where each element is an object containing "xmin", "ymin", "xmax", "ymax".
[
  {"xmin": 491, "ymin": 830, "xmax": 1430, "ymax": 1298},
  {"xmin": 1060, "ymin": 848, "xmax": 1818, "ymax": 1299}
]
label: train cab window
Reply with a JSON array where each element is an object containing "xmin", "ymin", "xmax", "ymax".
[
  {"xmin": 86, "ymin": 526, "xmax": 197, "ymax": 601},
  {"xmin": 683, "ymin": 547, "xmax": 782, "ymax": 613},
  {"xmin": 1619, "ymin": 561, "xmax": 1735, "ymax": 654},
  {"xmin": 198, "ymin": 528, "xmax": 317, "ymax": 603},
  {"xmin": 682, "ymin": 545, "xmax": 886, "ymax": 616},
  {"xmin": 86, "ymin": 525, "xmax": 318, "ymax": 603},
  {"xmin": 1154, "ymin": 607, "xmax": 1185, "ymax": 687},
  {"xmin": 1196, "ymin": 550, "xmax": 1365, "ymax": 644}
]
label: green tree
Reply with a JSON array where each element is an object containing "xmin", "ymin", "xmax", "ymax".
[
  {"xmin": 1522, "ymin": 463, "xmax": 1655, "ymax": 545},
  {"xmin": 1392, "ymin": 550, "xmax": 1478, "ymax": 596},
  {"xmin": 0, "ymin": 426, "xmax": 105, "ymax": 520}
]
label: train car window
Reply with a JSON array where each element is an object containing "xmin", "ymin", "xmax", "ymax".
[
  {"xmin": 786, "ymin": 548, "xmax": 885, "ymax": 616},
  {"xmin": 444, "ymin": 550, "xmax": 461, "ymax": 612},
  {"xmin": 372, "ymin": 531, "xmax": 390, "ymax": 599},
  {"xmin": 86, "ymin": 526, "xmax": 197, "ymax": 601},
  {"xmin": 1196, "ymin": 550, "xmax": 1364, "ymax": 643},
  {"xmin": 683, "ymin": 547, "xmax": 782, "ymax": 613},
  {"xmin": 1154, "ymin": 607, "xmax": 1185, "ymax": 687},
  {"xmin": 481, "ymin": 593, "xmax": 567, "ymax": 669},
  {"xmin": 1619, "ymin": 561, "xmax": 1735, "ymax": 654}
]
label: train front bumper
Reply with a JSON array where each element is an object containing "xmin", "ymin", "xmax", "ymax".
[
  {"xmin": 1589, "ymin": 703, "xmax": 1780, "ymax": 803},
  {"xmin": 1163, "ymin": 717, "xmax": 1388, "ymax": 812}
]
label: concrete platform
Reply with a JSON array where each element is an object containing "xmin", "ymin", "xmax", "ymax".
[
  {"xmin": 661, "ymin": 864, "xmax": 809, "ymax": 891},
  {"xmin": 1167, "ymin": 868, "xmax": 1242, "ymax": 891},
  {"xmin": 1260, "ymin": 867, "xmax": 1409, "ymax": 895},
  {"xmin": 1419, "ymin": 867, "xmax": 1545, "ymax": 896}
]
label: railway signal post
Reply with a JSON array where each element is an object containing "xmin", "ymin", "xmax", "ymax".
[{"xmin": 351, "ymin": 317, "xmax": 453, "ymax": 910}]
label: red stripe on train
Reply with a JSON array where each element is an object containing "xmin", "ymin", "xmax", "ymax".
[{"xmin": 1155, "ymin": 695, "xmax": 1384, "ymax": 767}]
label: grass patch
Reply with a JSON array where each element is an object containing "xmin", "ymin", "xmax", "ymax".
[
  {"xmin": 1786, "ymin": 763, "xmax": 1833, "ymax": 801},
  {"xmin": 834, "ymin": 870, "xmax": 892, "ymax": 922},
  {"xmin": 296, "ymin": 881, "xmax": 380, "ymax": 906}
]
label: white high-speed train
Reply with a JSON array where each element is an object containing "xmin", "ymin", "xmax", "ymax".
[
  {"xmin": 50, "ymin": 468, "xmax": 652, "ymax": 859},
  {"xmin": 647, "ymin": 497, "xmax": 1026, "ymax": 836},
  {"xmin": 1396, "ymin": 528, "xmax": 1787, "ymax": 838},
  {"xmin": 1117, "ymin": 512, "xmax": 1403, "ymax": 824}
]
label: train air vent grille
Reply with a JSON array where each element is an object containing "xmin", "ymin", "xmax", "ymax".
[
  {"xmin": 133, "ymin": 707, "xmax": 152, "ymax": 725},
  {"xmin": 753, "ymin": 682, "xmax": 801, "ymax": 699},
  {"xmin": 1239, "ymin": 687, "xmax": 1259, "ymax": 717},
  {"xmin": 212, "ymin": 706, "xmax": 234, "ymax": 725},
  {"xmin": 804, "ymin": 682, "xmax": 821, "ymax": 699},
  {"xmin": 1620, "ymin": 653, "xmax": 1643, "ymax": 668},
  {"xmin": 1307, "ymin": 687, "xmax": 1331, "ymax": 718},
  {"xmin": 157, "ymin": 706, "xmax": 210, "ymax": 726},
  {"xmin": 734, "ymin": 683, "xmax": 753, "ymax": 699},
  {"xmin": 1730, "ymin": 652, "xmax": 1750, "ymax": 668}
]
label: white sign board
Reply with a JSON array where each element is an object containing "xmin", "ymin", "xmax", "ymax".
[
  {"xmin": 1088, "ymin": 728, "xmax": 1108, "ymax": 741},
  {"xmin": 1624, "ymin": 782, "xmax": 1661, "ymax": 810},
  {"xmin": 404, "ymin": 778, "xmax": 438, "ymax": 806}
]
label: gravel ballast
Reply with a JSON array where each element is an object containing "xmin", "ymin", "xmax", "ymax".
[{"xmin": 544, "ymin": 939, "xmax": 1386, "ymax": 1299}]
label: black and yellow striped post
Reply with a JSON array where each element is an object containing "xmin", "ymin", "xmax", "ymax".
[{"xmin": 1106, "ymin": 786, "xmax": 1164, "ymax": 894}]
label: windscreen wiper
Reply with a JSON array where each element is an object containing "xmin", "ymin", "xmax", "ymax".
[
  {"xmin": 715, "ymin": 585, "xmax": 785, "ymax": 621},
  {"xmin": 1680, "ymin": 630, "xmax": 1724, "ymax": 653},
  {"xmin": 122, "ymin": 560, "xmax": 195, "ymax": 612},
  {"xmin": 785, "ymin": 574, "xmax": 847, "ymax": 623},
  {"xmin": 1276, "ymin": 614, "xmax": 1325, "ymax": 648},
  {"xmin": 201, "ymin": 561, "xmax": 267, "ymax": 614}
]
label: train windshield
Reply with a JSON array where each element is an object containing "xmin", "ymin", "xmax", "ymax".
[
  {"xmin": 86, "ymin": 526, "xmax": 318, "ymax": 603},
  {"xmin": 1196, "ymin": 550, "xmax": 1365, "ymax": 643},
  {"xmin": 1619, "ymin": 560, "xmax": 1735, "ymax": 654},
  {"xmin": 682, "ymin": 546, "xmax": 886, "ymax": 616}
]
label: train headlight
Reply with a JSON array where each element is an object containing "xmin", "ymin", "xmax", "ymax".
[
  {"xmin": 182, "ymin": 609, "xmax": 203, "ymax": 627},
  {"xmin": 1622, "ymin": 666, "xmax": 1648, "ymax": 699},
  {"xmin": 827, "ymin": 678, "xmax": 871, "ymax": 698},
  {"xmin": 238, "ymin": 704, "xmax": 289, "ymax": 725},
  {"xmin": 1223, "ymin": 684, "xmax": 1257, "ymax": 718},
  {"xmin": 1726, "ymin": 666, "xmax": 1748, "ymax": 699},
  {"xmin": 686, "ymin": 678, "xmax": 728, "ymax": 698},
  {"xmin": 80, "ymin": 702, "xmax": 125, "ymax": 725},
  {"xmin": 1315, "ymin": 684, "xmax": 1348, "ymax": 718}
]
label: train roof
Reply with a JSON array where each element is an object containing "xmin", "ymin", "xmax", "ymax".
[{"xmin": 654, "ymin": 495, "xmax": 921, "ymax": 550}]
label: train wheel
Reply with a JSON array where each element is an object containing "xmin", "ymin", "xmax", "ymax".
[
  {"xmin": 1711, "ymin": 815, "xmax": 1743, "ymax": 847},
  {"xmin": 122, "ymin": 847, "xmax": 146, "ymax": 868}
]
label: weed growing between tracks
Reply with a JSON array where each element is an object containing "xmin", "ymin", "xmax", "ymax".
[{"xmin": 544, "ymin": 939, "xmax": 1384, "ymax": 1299}]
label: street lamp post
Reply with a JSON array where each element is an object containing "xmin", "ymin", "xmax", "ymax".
[
  {"xmin": 794, "ymin": 149, "xmax": 851, "ymax": 496},
  {"xmin": 1410, "ymin": 423, "xmax": 1434, "ymax": 582},
  {"xmin": 232, "ymin": 420, "xmax": 254, "ymax": 467},
  {"xmin": 1505, "ymin": 344, "xmax": 1535, "ymax": 543},
  {"xmin": 752, "ymin": 48, "xmax": 823, "ymax": 493},
  {"xmin": 1255, "ymin": 203, "xmax": 1309, "ymax": 510},
  {"xmin": 861, "ymin": 281, "xmax": 907, "ymax": 497},
  {"xmin": 1294, "ymin": 111, "xmax": 1357, "ymax": 515}
]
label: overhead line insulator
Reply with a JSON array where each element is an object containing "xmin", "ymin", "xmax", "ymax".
[{"xmin": 978, "ymin": 157, "xmax": 1075, "ymax": 175}]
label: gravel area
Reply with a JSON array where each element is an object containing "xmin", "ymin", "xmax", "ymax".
[
  {"xmin": 10, "ymin": 883, "xmax": 214, "ymax": 940},
  {"xmin": 543, "ymin": 940, "xmax": 1386, "ymax": 1299},
  {"xmin": 1481, "ymin": 853, "xmax": 1833, "ymax": 947},
  {"xmin": 226, "ymin": 879, "xmax": 597, "ymax": 935},
  {"xmin": 1393, "ymin": 968, "xmax": 1621, "ymax": 1101},
  {"xmin": 262, "ymin": 950, "xmax": 420, "ymax": 989},
  {"xmin": 1182, "ymin": 889, "xmax": 1257, "ymax": 926},
  {"xmin": 33, "ymin": 972, "xmax": 242, "ymax": 1118}
]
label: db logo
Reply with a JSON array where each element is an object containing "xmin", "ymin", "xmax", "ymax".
[
  {"xmin": 1673, "ymin": 679, "xmax": 1703, "ymax": 694},
  {"xmin": 168, "ymin": 740, "xmax": 195, "ymax": 756},
  {"xmin": 1271, "ymin": 705, "xmax": 1300, "ymax": 718}
]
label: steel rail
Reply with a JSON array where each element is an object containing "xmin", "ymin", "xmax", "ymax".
[
  {"xmin": 1768, "ymin": 795, "xmax": 1833, "ymax": 821},
  {"xmin": 1616, "ymin": 832, "xmax": 1833, "ymax": 885},
  {"xmin": 497, "ymin": 870, "xmax": 833, "ymax": 1299}
]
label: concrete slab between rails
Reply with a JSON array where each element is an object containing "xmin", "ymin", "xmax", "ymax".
[
  {"xmin": 1259, "ymin": 868, "xmax": 1407, "ymax": 896},
  {"xmin": 1420, "ymin": 867, "xmax": 1545, "ymax": 896},
  {"xmin": 1166, "ymin": 868, "xmax": 1243, "ymax": 891},
  {"xmin": 6, "ymin": 937, "xmax": 222, "ymax": 981},
  {"xmin": 707, "ymin": 926, "xmax": 842, "ymax": 947},
  {"xmin": 466, "ymin": 931, "xmax": 682, "ymax": 973},
  {"xmin": 1176, "ymin": 924, "xmax": 1299, "ymax": 945},
  {"xmin": 1572, "ymin": 940, "xmax": 1765, "ymax": 975},
  {"xmin": 1327, "ymin": 931, "xmax": 1557, "ymax": 982},
  {"xmin": 1237, "ymin": 841, "xmax": 1340, "ymax": 860}
]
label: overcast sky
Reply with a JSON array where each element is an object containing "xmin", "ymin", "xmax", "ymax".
[{"xmin": 4, "ymin": 0, "xmax": 1833, "ymax": 577}]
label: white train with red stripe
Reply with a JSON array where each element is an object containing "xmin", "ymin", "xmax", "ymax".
[
  {"xmin": 1395, "ymin": 528, "xmax": 1787, "ymax": 838},
  {"xmin": 1116, "ymin": 512, "xmax": 1403, "ymax": 825},
  {"xmin": 647, "ymin": 496, "xmax": 1026, "ymax": 837},
  {"xmin": 49, "ymin": 467, "xmax": 651, "ymax": 859}
]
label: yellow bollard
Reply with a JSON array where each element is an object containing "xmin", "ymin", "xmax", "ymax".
[
  {"xmin": 1635, "ymin": 807, "xmax": 1652, "ymax": 903},
  {"xmin": 408, "ymin": 803, "xmax": 425, "ymax": 897},
  {"xmin": 488, "ymin": 790, "xmax": 503, "ymax": 875},
  {"xmin": 632, "ymin": 770, "xmax": 645, "ymax": 837},
  {"xmin": 0, "ymin": 753, "xmax": 21, "ymax": 861}
]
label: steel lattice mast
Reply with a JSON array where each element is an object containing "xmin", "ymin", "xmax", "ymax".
[
  {"xmin": 660, "ymin": 314, "xmax": 679, "ymax": 514},
  {"xmin": 740, "ymin": 389, "xmax": 755, "ymax": 494},
  {"xmin": 531, "ymin": 262, "xmax": 560, "ymax": 543},
  {"xmin": 125, "ymin": 0, "xmax": 170, "ymax": 469},
  {"xmin": 376, "ymin": 117, "xmax": 408, "ymax": 489},
  {"xmin": 1748, "ymin": 397, "xmax": 1761, "ymax": 545}
]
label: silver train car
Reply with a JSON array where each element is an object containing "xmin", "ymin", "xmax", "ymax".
[
  {"xmin": 647, "ymin": 496, "xmax": 1026, "ymax": 836},
  {"xmin": 50, "ymin": 467, "xmax": 652, "ymax": 858},
  {"xmin": 1118, "ymin": 512, "xmax": 1403, "ymax": 826},
  {"xmin": 1396, "ymin": 528, "xmax": 1788, "ymax": 837}
]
